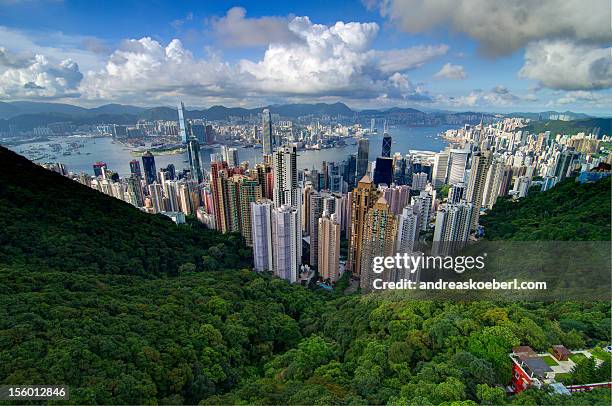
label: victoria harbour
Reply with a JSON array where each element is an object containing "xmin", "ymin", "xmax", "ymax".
[{"xmin": 7, "ymin": 125, "xmax": 453, "ymax": 176}]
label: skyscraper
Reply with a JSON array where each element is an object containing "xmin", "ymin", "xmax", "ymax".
[
  {"xmin": 466, "ymin": 151, "xmax": 490, "ymax": 230},
  {"xmin": 382, "ymin": 124, "xmax": 392, "ymax": 158},
  {"xmin": 447, "ymin": 149, "xmax": 470, "ymax": 185},
  {"xmin": 273, "ymin": 145, "xmax": 300, "ymax": 209},
  {"xmin": 360, "ymin": 197, "xmax": 398, "ymax": 292},
  {"xmin": 262, "ymin": 109, "xmax": 274, "ymax": 156},
  {"xmin": 93, "ymin": 161, "xmax": 107, "ymax": 178},
  {"xmin": 178, "ymin": 101, "xmax": 189, "ymax": 144},
  {"xmin": 129, "ymin": 159, "xmax": 142, "ymax": 178},
  {"xmin": 238, "ymin": 176, "xmax": 262, "ymax": 246},
  {"xmin": 272, "ymin": 204, "xmax": 300, "ymax": 283},
  {"xmin": 187, "ymin": 137, "xmax": 203, "ymax": 183},
  {"xmin": 448, "ymin": 183, "xmax": 466, "ymax": 204},
  {"xmin": 142, "ymin": 151, "xmax": 157, "ymax": 185},
  {"xmin": 373, "ymin": 157, "xmax": 393, "ymax": 186},
  {"xmin": 309, "ymin": 191, "xmax": 326, "ymax": 267},
  {"xmin": 396, "ymin": 206, "xmax": 418, "ymax": 255},
  {"xmin": 348, "ymin": 175, "xmax": 378, "ymax": 277},
  {"xmin": 433, "ymin": 201, "xmax": 473, "ymax": 255},
  {"xmin": 432, "ymin": 151, "xmax": 449, "ymax": 187},
  {"xmin": 251, "ymin": 200, "xmax": 273, "ymax": 272},
  {"xmin": 356, "ymin": 138, "xmax": 369, "ymax": 179},
  {"xmin": 318, "ymin": 211, "xmax": 341, "ymax": 282}
]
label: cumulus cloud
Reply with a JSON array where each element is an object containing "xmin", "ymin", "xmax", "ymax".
[
  {"xmin": 433, "ymin": 63, "xmax": 466, "ymax": 80},
  {"xmin": 0, "ymin": 47, "xmax": 83, "ymax": 98},
  {"xmin": 438, "ymin": 86, "xmax": 533, "ymax": 108},
  {"xmin": 555, "ymin": 90, "xmax": 611, "ymax": 107},
  {"xmin": 210, "ymin": 7, "xmax": 300, "ymax": 47},
  {"xmin": 239, "ymin": 16, "xmax": 445, "ymax": 98},
  {"xmin": 519, "ymin": 40, "xmax": 612, "ymax": 91},
  {"xmin": 371, "ymin": 0, "xmax": 611, "ymax": 56}
]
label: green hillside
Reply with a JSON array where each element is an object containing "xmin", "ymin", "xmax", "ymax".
[
  {"xmin": 525, "ymin": 118, "xmax": 611, "ymax": 137},
  {"xmin": 0, "ymin": 147, "xmax": 610, "ymax": 404},
  {"xmin": 481, "ymin": 177, "xmax": 611, "ymax": 240}
]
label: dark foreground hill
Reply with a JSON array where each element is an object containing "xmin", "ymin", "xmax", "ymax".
[{"xmin": 0, "ymin": 147, "xmax": 610, "ymax": 404}]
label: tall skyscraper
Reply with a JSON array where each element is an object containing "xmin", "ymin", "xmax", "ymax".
[
  {"xmin": 466, "ymin": 151, "xmax": 490, "ymax": 230},
  {"xmin": 348, "ymin": 175, "xmax": 378, "ymax": 277},
  {"xmin": 411, "ymin": 172, "xmax": 428, "ymax": 191},
  {"xmin": 272, "ymin": 204, "xmax": 300, "ymax": 283},
  {"xmin": 344, "ymin": 154, "xmax": 357, "ymax": 190},
  {"xmin": 318, "ymin": 211, "xmax": 341, "ymax": 282},
  {"xmin": 360, "ymin": 197, "xmax": 398, "ymax": 292},
  {"xmin": 396, "ymin": 206, "xmax": 418, "ymax": 255},
  {"xmin": 187, "ymin": 137, "xmax": 203, "ymax": 183},
  {"xmin": 370, "ymin": 118, "xmax": 376, "ymax": 133},
  {"xmin": 382, "ymin": 125, "xmax": 392, "ymax": 158},
  {"xmin": 482, "ymin": 159, "xmax": 504, "ymax": 209},
  {"xmin": 273, "ymin": 145, "xmax": 300, "ymax": 209},
  {"xmin": 251, "ymin": 200, "xmax": 273, "ymax": 272},
  {"xmin": 238, "ymin": 177, "xmax": 262, "ymax": 246},
  {"xmin": 389, "ymin": 184, "xmax": 410, "ymax": 215},
  {"xmin": 142, "ymin": 151, "xmax": 157, "ymax": 185},
  {"xmin": 129, "ymin": 159, "xmax": 142, "ymax": 178},
  {"xmin": 147, "ymin": 182, "xmax": 164, "ymax": 213},
  {"xmin": 412, "ymin": 190, "xmax": 432, "ymax": 232},
  {"xmin": 178, "ymin": 101, "xmax": 189, "ymax": 144},
  {"xmin": 433, "ymin": 201, "xmax": 473, "ymax": 255},
  {"xmin": 448, "ymin": 183, "xmax": 466, "ymax": 204},
  {"xmin": 447, "ymin": 149, "xmax": 470, "ymax": 185},
  {"xmin": 309, "ymin": 191, "xmax": 328, "ymax": 267},
  {"xmin": 373, "ymin": 157, "xmax": 393, "ymax": 186},
  {"xmin": 432, "ymin": 151, "xmax": 449, "ymax": 187},
  {"xmin": 356, "ymin": 138, "xmax": 369, "ymax": 179},
  {"xmin": 262, "ymin": 109, "xmax": 274, "ymax": 156}
]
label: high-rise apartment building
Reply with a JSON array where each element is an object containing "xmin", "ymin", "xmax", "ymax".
[
  {"xmin": 396, "ymin": 206, "xmax": 418, "ymax": 255},
  {"xmin": 272, "ymin": 204, "xmax": 300, "ymax": 283},
  {"xmin": 142, "ymin": 151, "xmax": 157, "ymax": 185},
  {"xmin": 348, "ymin": 175, "xmax": 378, "ymax": 277},
  {"xmin": 251, "ymin": 200, "xmax": 273, "ymax": 272},
  {"xmin": 432, "ymin": 151, "xmax": 449, "ymax": 187},
  {"xmin": 466, "ymin": 151, "xmax": 490, "ymax": 230},
  {"xmin": 433, "ymin": 201, "xmax": 473, "ymax": 255},
  {"xmin": 360, "ymin": 197, "xmax": 398, "ymax": 292},
  {"xmin": 318, "ymin": 212, "xmax": 341, "ymax": 282},
  {"xmin": 447, "ymin": 149, "xmax": 469, "ymax": 185}
]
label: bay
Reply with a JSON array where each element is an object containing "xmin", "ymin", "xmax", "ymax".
[{"xmin": 5, "ymin": 125, "xmax": 453, "ymax": 176}]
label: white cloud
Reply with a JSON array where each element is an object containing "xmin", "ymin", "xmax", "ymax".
[
  {"xmin": 555, "ymin": 90, "xmax": 611, "ymax": 107},
  {"xmin": 0, "ymin": 47, "xmax": 83, "ymax": 98},
  {"xmin": 438, "ymin": 86, "xmax": 536, "ymax": 108},
  {"xmin": 210, "ymin": 7, "xmax": 300, "ymax": 47},
  {"xmin": 433, "ymin": 63, "xmax": 466, "ymax": 80},
  {"xmin": 519, "ymin": 40, "xmax": 612, "ymax": 91},
  {"xmin": 372, "ymin": 0, "xmax": 611, "ymax": 56}
]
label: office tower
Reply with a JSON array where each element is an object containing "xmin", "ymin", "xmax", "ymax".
[
  {"xmin": 262, "ymin": 109, "xmax": 274, "ymax": 156},
  {"xmin": 433, "ymin": 201, "xmax": 473, "ymax": 255},
  {"xmin": 142, "ymin": 151, "xmax": 157, "ymax": 185},
  {"xmin": 389, "ymin": 184, "xmax": 410, "ymax": 215},
  {"xmin": 356, "ymin": 138, "xmax": 369, "ymax": 179},
  {"xmin": 373, "ymin": 157, "xmax": 393, "ymax": 186},
  {"xmin": 191, "ymin": 122, "xmax": 206, "ymax": 144},
  {"xmin": 448, "ymin": 183, "xmax": 466, "ymax": 204},
  {"xmin": 251, "ymin": 200, "xmax": 274, "ymax": 272},
  {"xmin": 412, "ymin": 191, "xmax": 432, "ymax": 232},
  {"xmin": 393, "ymin": 154, "xmax": 407, "ymax": 185},
  {"xmin": 432, "ymin": 151, "xmax": 449, "ymax": 187},
  {"xmin": 447, "ymin": 149, "xmax": 469, "ymax": 185},
  {"xmin": 187, "ymin": 137, "xmax": 203, "ymax": 183},
  {"xmin": 466, "ymin": 151, "xmax": 490, "ymax": 230},
  {"xmin": 396, "ymin": 206, "xmax": 418, "ymax": 255},
  {"xmin": 272, "ymin": 204, "xmax": 300, "ymax": 283},
  {"xmin": 382, "ymin": 128, "xmax": 392, "ymax": 158},
  {"xmin": 93, "ymin": 161, "xmax": 107, "ymax": 178},
  {"xmin": 309, "ymin": 191, "xmax": 326, "ymax": 267},
  {"xmin": 273, "ymin": 145, "xmax": 300, "ymax": 209},
  {"xmin": 178, "ymin": 101, "xmax": 189, "ymax": 144},
  {"xmin": 360, "ymin": 197, "xmax": 398, "ymax": 292},
  {"xmin": 227, "ymin": 148, "xmax": 239, "ymax": 167},
  {"xmin": 164, "ymin": 164, "xmax": 176, "ymax": 180},
  {"xmin": 238, "ymin": 177, "xmax": 262, "ymax": 246},
  {"xmin": 348, "ymin": 175, "xmax": 378, "ymax": 277},
  {"xmin": 129, "ymin": 159, "xmax": 142, "ymax": 178},
  {"xmin": 411, "ymin": 172, "xmax": 428, "ymax": 191},
  {"xmin": 344, "ymin": 154, "xmax": 357, "ymax": 189},
  {"xmin": 370, "ymin": 118, "xmax": 375, "ymax": 133},
  {"xmin": 205, "ymin": 124, "xmax": 215, "ymax": 144},
  {"xmin": 148, "ymin": 182, "xmax": 164, "ymax": 213},
  {"xmin": 482, "ymin": 160, "xmax": 504, "ymax": 209},
  {"xmin": 318, "ymin": 212, "xmax": 341, "ymax": 282}
]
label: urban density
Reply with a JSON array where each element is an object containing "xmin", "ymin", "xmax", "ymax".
[{"xmin": 39, "ymin": 103, "xmax": 612, "ymax": 292}]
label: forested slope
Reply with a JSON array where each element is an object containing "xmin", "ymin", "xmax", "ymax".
[{"xmin": 0, "ymin": 147, "xmax": 610, "ymax": 404}]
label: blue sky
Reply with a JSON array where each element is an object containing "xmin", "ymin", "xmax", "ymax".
[{"xmin": 0, "ymin": 0, "xmax": 610, "ymax": 114}]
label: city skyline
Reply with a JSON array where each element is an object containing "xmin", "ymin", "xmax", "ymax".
[{"xmin": 0, "ymin": 1, "xmax": 610, "ymax": 114}]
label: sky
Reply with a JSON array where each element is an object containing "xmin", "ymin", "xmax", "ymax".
[{"xmin": 0, "ymin": 0, "xmax": 610, "ymax": 114}]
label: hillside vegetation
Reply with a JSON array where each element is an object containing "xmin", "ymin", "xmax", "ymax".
[{"xmin": 0, "ymin": 147, "xmax": 610, "ymax": 404}]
